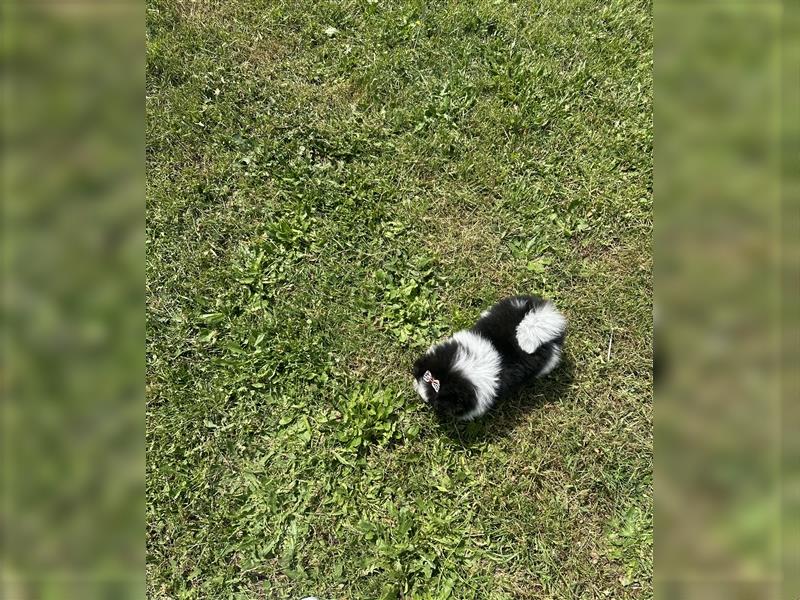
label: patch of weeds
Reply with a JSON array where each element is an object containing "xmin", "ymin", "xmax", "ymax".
[
  {"xmin": 369, "ymin": 254, "xmax": 447, "ymax": 344},
  {"xmin": 604, "ymin": 505, "xmax": 653, "ymax": 588},
  {"xmin": 333, "ymin": 385, "xmax": 405, "ymax": 456},
  {"xmin": 266, "ymin": 210, "xmax": 321, "ymax": 255},
  {"xmin": 231, "ymin": 209, "xmax": 321, "ymax": 305},
  {"xmin": 356, "ymin": 505, "xmax": 460, "ymax": 598}
]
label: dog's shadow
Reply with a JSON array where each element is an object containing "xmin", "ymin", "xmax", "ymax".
[{"xmin": 434, "ymin": 354, "xmax": 576, "ymax": 447}]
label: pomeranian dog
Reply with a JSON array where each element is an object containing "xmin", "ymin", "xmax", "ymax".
[{"xmin": 412, "ymin": 296, "xmax": 567, "ymax": 420}]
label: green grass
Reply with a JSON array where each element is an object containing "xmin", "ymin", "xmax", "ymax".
[{"xmin": 146, "ymin": 0, "xmax": 652, "ymax": 598}]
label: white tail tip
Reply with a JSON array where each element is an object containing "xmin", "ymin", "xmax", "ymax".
[{"xmin": 515, "ymin": 302, "xmax": 567, "ymax": 354}]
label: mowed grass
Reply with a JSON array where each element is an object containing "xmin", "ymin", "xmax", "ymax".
[{"xmin": 146, "ymin": 0, "xmax": 652, "ymax": 598}]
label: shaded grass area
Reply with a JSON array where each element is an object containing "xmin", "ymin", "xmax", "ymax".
[{"xmin": 146, "ymin": 0, "xmax": 652, "ymax": 597}]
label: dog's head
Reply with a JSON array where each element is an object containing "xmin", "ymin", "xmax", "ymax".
[{"xmin": 412, "ymin": 340, "xmax": 478, "ymax": 420}]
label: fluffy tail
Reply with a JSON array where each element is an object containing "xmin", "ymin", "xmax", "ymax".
[{"xmin": 515, "ymin": 301, "xmax": 567, "ymax": 354}]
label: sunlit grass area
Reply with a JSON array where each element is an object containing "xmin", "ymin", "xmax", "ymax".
[{"xmin": 146, "ymin": 0, "xmax": 652, "ymax": 597}]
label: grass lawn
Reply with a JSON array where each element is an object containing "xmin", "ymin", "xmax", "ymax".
[{"xmin": 146, "ymin": 0, "xmax": 652, "ymax": 598}]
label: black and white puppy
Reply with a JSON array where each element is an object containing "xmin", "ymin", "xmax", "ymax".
[{"xmin": 412, "ymin": 296, "xmax": 567, "ymax": 420}]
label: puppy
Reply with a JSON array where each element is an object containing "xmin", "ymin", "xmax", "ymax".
[{"xmin": 412, "ymin": 296, "xmax": 567, "ymax": 420}]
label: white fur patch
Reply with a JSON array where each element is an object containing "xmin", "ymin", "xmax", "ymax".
[
  {"xmin": 538, "ymin": 345, "xmax": 562, "ymax": 376},
  {"xmin": 413, "ymin": 377, "xmax": 429, "ymax": 402},
  {"xmin": 451, "ymin": 330, "xmax": 502, "ymax": 420},
  {"xmin": 515, "ymin": 302, "xmax": 567, "ymax": 354}
]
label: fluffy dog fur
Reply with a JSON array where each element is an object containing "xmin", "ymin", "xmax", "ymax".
[{"xmin": 412, "ymin": 296, "xmax": 567, "ymax": 420}]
